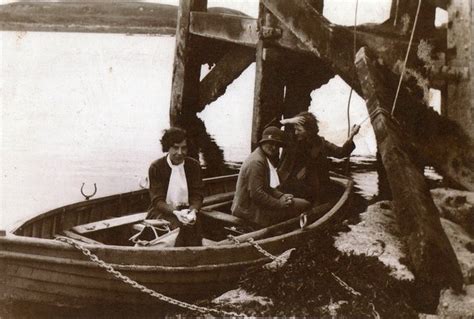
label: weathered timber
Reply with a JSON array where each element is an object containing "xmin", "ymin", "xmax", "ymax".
[
  {"xmin": 190, "ymin": 12, "xmax": 258, "ymax": 47},
  {"xmin": 251, "ymin": 3, "xmax": 285, "ymax": 150},
  {"xmin": 197, "ymin": 46, "xmax": 255, "ymax": 112},
  {"xmin": 355, "ymin": 47, "xmax": 463, "ymax": 293},
  {"xmin": 362, "ymin": 62, "xmax": 474, "ymax": 190},
  {"xmin": 175, "ymin": 113, "xmax": 227, "ymax": 176},
  {"xmin": 261, "ymin": 0, "xmax": 446, "ymax": 92},
  {"xmin": 445, "ymin": 0, "xmax": 474, "ymax": 139},
  {"xmin": 189, "ymin": 11, "xmax": 309, "ymax": 53},
  {"xmin": 387, "ymin": 0, "xmax": 437, "ymax": 37},
  {"xmin": 169, "ymin": 0, "xmax": 207, "ymax": 126},
  {"xmin": 282, "ymin": 57, "xmax": 334, "ymax": 118}
]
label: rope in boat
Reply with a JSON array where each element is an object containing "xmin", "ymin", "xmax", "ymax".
[{"xmin": 55, "ymin": 237, "xmax": 248, "ymax": 318}]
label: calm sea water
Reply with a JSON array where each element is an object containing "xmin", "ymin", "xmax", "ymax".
[{"xmin": 1, "ymin": 31, "xmax": 384, "ymax": 230}]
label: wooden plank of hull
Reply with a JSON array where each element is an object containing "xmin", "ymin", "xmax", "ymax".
[
  {"xmin": 1, "ymin": 175, "xmax": 351, "ymax": 306},
  {"xmin": 4, "ymin": 262, "xmax": 243, "ymax": 293},
  {"xmin": 1, "ymin": 280, "xmax": 230, "ymax": 307}
]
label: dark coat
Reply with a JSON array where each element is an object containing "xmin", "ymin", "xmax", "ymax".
[
  {"xmin": 279, "ymin": 134, "xmax": 355, "ymax": 202},
  {"xmin": 231, "ymin": 147, "xmax": 285, "ymax": 227},
  {"xmin": 147, "ymin": 156, "xmax": 204, "ymax": 219}
]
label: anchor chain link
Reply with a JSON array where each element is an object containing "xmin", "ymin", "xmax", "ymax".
[
  {"xmin": 56, "ymin": 237, "xmax": 247, "ymax": 318},
  {"xmin": 227, "ymin": 235, "xmax": 282, "ymax": 261}
]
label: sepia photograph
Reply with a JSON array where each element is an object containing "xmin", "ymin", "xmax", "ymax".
[{"xmin": 0, "ymin": 0, "xmax": 473, "ymax": 317}]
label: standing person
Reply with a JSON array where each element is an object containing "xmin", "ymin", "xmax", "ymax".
[
  {"xmin": 147, "ymin": 127, "xmax": 204, "ymax": 246},
  {"xmin": 277, "ymin": 111, "xmax": 360, "ymax": 204},
  {"xmin": 232, "ymin": 126, "xmax": 311, "ymax": 227}
]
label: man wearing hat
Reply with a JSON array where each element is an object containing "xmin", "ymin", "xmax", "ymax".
[{"xmin": 231, "ymin": 126, "xmax": 311, "ymax": 227}]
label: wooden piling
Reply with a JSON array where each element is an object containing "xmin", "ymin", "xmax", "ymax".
[
  {"xmin": 355, "ymin": 47, "xmax": 463, "ymax": 294},
  {"xmin": 170, "ymin": 0, "xmax": 207, "ymax": 126},
  {"xmin": 444, "ymin": 0, "xmax": 473, "ymax": 140},
  {"xmin": 251, "ymin": 3, "xmax": 285, "ymax": 150}
]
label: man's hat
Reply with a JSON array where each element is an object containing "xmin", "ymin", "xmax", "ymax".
[{"xmin": 259, "ymin": 126, "xmax": 286, "ymax": 146}]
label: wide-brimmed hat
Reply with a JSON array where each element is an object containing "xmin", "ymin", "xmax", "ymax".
[{"xmin": 259, "ymin": 126, "xmax": 286, "ymax": 146}]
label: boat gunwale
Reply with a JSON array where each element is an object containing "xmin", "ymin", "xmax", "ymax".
[
  {"xmin": 9, "ymin": 173, "xmax": 239, "ymax": 234},
  {"xmin": 0, "ymin": 176, "xmax": 351, "ymax": 264}
]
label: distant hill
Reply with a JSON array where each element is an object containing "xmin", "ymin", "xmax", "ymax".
[
  {"xmin": 0, "ymin": 2, "xmax": 178, "ymax": 34},
  {"xmin": 0, "ymin": 2, "xmax": 248, "ymax": 34}
]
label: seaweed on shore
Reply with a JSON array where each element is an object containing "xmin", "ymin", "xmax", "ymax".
[{"xmin": 213, "ymin": 226, "xmax": 419, "ymax": 318}]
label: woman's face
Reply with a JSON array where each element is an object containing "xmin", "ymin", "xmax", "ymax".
[
  {"xmin": 294, "ymin": 124, "xmax": 308, "ymax": 141},
  {"xmin": 168, "ymin": 139, "xmax": 188, "ymax": 165}
]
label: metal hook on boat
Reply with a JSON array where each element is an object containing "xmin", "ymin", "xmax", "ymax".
[
  {"xmin": 81, "ymin": 182, "xmax": 97, "ymax": 200},
  {"xmin": 139, "ymin": 177, "xmax": 149, "ymax": 189},
  {"xmin": 299, "ymin": 213, "xmax": 308, "ymax": 229}
]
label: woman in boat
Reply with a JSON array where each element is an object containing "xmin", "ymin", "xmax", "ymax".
[
  {"xmin": 232, "ymin": 126, "xmax": 311, "ymax": 227},
  {"xmin": 147, "ymin": 127, "xmax": 204, "ymax": 246},
  {"xmin": 275, "ymin": 111, "xmax": 360, "ymax": 204}
]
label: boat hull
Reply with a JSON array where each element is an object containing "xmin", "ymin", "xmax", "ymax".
[{"xmin": 0, "ymin": 175, "xmax": 352, "ymax": 307}]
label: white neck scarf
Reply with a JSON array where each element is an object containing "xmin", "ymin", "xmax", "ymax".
[
  {"xmin": 266, "ymin": 158, "xmax": 280, "ymax": 188},
  {"xmin": 166, "ymin": 154, "xmax": 189, "ymax": 208}
]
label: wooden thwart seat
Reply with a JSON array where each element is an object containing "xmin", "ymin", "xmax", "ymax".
[
  {"xmin": 71, "ymin": 212, "xmax": 148, "ymax": 234},
  {"xmin": 200, "ymin": 209, "xmax": 248, "ymax": 226},
  {"xmin": 202, "ymin": 191, "xmax": 234, "ymax": 206}
]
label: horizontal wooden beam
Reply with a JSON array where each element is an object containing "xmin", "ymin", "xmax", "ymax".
[
  {"xmin": 262, "ymin": 0, "xmax": 446, "ymax": 92},
  {"xmin": 190, "ymin": 11, "xmax": 310, "ymax": 53},
  {"xmin": 190, "ymin": 12, "xmax": 258, "ymax": 47}
]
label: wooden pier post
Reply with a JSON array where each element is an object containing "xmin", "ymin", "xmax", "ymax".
[
  {"xmin": 251, "ymin": 3, "xmax": 285, "ymax": 150},
  {"xmin": 444, "ymin": 0, "xmax": 473, "ymax": 139},
  {"xmin": 170, "ymin": 0, "xmax": 207, "ymax": 126},
  {"xmin": 355, "ymin": 47, "xmax": 463, "ymax": 297}
]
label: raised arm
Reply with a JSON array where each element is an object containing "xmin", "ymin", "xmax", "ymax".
[{"xmin": 324, "ymin": 125, "xmax": 360, "ymax": 158}]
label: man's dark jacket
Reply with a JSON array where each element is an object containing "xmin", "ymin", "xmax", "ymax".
[{"xmin": 231, "ymin": 147, "xmax": 285, "ymax": 226}]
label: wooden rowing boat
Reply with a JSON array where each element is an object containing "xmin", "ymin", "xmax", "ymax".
[{"xmin": 0, "ymin": 173, "xmax": 352, "ymax": 307}]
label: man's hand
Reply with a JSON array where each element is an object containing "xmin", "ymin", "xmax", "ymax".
[{"xmin": 349, "ymin": 124, "xmax": 361, "ymax": 140}]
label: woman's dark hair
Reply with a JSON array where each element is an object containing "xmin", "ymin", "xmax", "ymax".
[
  {"xmin": 297, "ymin": 111, "xmax": 319, "ymax": 135},
  {"xmin": 160, "ymin": 127, "xmax": 187, "ymax": 152}
]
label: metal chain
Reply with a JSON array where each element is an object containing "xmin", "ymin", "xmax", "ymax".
[
  {"xmin": 228, "ymin": 235, "xmax": 285, "ymax": 262},
  {"xmin": 331, "ymin": 272, "xmax": 361, "ymax": 296},
  {"xmin": 56, "ymin": 237, "xmax": 247, "ymax": 318}
]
